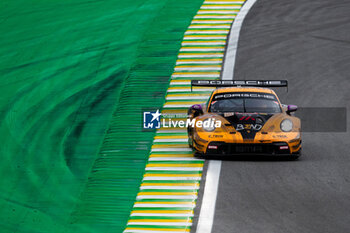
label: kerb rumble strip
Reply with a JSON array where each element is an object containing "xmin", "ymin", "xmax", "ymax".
[{"xmin": 124, "ymin": 1, "xmax": 247, "ymax": 232}]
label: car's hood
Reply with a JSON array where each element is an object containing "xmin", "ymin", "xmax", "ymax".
[
  {"xmin": 196, "ymin": 112, "xmax": 291, "ymax": 140},
  {"xmin": 219, "ymin": 112, "xmax": 276, "ymax": 139}
]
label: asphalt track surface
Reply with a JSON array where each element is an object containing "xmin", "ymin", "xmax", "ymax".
[{"xmin": 196, "ymin": 0, "xmax": 350, "ymax": 233}]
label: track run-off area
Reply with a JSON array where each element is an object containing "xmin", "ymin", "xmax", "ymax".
[{"xmin": 123, "ymin": 1, "xmax": 248, "ymax": 233}]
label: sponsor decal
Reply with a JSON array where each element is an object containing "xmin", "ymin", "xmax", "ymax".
[
  {"xmin": 192, "ymin": 80, "xmax": 286, "ymax": 87},
  {"xmin": 224, "ymin": 112, "xmax": 235, "ymax": 117},
  {"xmin": 273, "ymin": 134, "xmax": 287, "ymax": 138},
  {"xmin": 208, "ymin": 135, "xmax": 223, "ymax": 138},
  {"xmin": 235, "ymin": 123, "xmax": 262, "ymax": 131}
]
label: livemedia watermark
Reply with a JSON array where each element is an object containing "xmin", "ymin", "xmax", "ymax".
[{"xmin": 142, "ymin": 109, "xmax": 221, "ymax": 130}]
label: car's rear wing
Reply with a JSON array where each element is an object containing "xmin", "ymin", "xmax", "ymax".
[{"xmin": 190, "ymin": 80, "xmax": 288, "ymax": 91}]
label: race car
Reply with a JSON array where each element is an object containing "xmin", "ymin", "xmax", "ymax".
[{"xmin": 187, "ymin": 80, "xmax": 301, "ymax": 159}]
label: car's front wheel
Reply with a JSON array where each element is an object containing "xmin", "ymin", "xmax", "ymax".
[
  {"xmin": 289, "ymin": 149, "xmax": 302, "ymax": 160},
  {"xmin": 188, "ymin": 136, "xmax": 193, "ymax": 148}
]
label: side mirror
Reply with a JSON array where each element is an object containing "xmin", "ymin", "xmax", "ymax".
[
  {"xmin": 287, "ymin": 105, "xmax": 298, "ymax": 115},
  {"xmin": 188, "ymin": 104, "xmax": 203, "ymax": 118}
]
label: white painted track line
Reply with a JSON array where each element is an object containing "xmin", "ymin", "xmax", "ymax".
[
  {"xmin": 222, "ymin": 0, "xmax": 257, "ymax": 80},
  {"xmin": 196, "ymin": 161, "xmax": 222, "ymax": 233},
  {"xmin": 196, "ymin": 1, "xmax": 257, "ymax": 233}
]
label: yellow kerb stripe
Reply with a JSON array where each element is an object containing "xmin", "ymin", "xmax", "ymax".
[
  {"xmin": 125, "ymin": 228, "xmax": 190, "ymax": 232},
  {"xmin": 132, "ymin": 210, "xmax": 194, "ymax": 213}
]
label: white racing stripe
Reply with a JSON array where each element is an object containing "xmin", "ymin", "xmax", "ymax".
[
  {"xmin": 166, "ymin": 96, "xmax": 209, "ymax": 100},
  {"xmin": 194, "ymin": 15, "xmax": 236, "ymax": 19},
  {"xmin": 163, "ymin": 104, "xmax": 197, "ymax": 108},
  {"xmin": 134, "ymin": 203, "xmax": 196, "ymax": 208},
  {"xmin": 169, "ymin": 81, "xmax": 191, "ymax": 85},
  {"xmin": 200, "ymin": 6, "xmax": 242, "ymax": 9},
  {"xmin": 191, "ymin": 20, "xmax": 233, "ymax": 23},
  {"xmin": 174, "ymin": 67, "xmax": 222, "ymax": 71},
  {"xmin": 136, "ymin": 195, "xmax": 197, "ymax": 200},
  {"xmin": 178, "ymin": 54, "xmax": 224, "ymax": 58},
  {"xmin": 167, "ymin": 88, "xmax": 214, "ymax": 92},
  {"xmin": 151, "ymin": 148, "xmax": 192, "ymax": 152},
  {"xmin": 197, "ymin": 10, "xmax": 239, "ymax": 14},
  {"xmin": 143, "ymin": 177, "xmax": 201, "ymax": 181},
  {"xmin": 180, "ymin": 48, "xmax": 225, "ymax": 51},
  {"xmin": 182, "ymin": 41, "xmax": 226, "ymax": 45},
  {"xmin": 185, "ymin": 30, "xmax": 229, "ymax": 34},
  {"xmin": 172, "ymin": 74, "xmax": 220, "ymax": 78},
  {"xmin": 184, "ymin": 36, "xmax": 227, "ymax": 39},
  {"xmin": 189, "ymin": 25, "xmax": 231, "ymax": 29},
  {"xmin": 166, "ymin": 97, "xmax": 208, "ymax": 101},
  {"xmin": 176, "ymin": 61, "xmax": 222, "ymax": 64},
  {"xmin": 127, "ymin": 222, "xmax": 193, "ymax": 226}
]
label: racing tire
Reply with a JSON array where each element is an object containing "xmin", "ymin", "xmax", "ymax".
[
  {"xmin": 289, "ymin": 150, "xmax": 302, "ymax": 160},
  {"xmin": 188, "ymin": 136, "xmax": 193, "ymax": 148},
  {"xmin": 194, "ymin": 152, "xmax": 204, "ymax": 158}
]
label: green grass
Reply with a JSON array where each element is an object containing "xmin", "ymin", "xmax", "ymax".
[{"xmin": 0, "ymin": 0, "xmax": 202, "ymax": 232}]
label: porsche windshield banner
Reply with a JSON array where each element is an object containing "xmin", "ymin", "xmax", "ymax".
[{"xmin": 214, "ymin": 92, "xmax": 277, "ymax": 100}]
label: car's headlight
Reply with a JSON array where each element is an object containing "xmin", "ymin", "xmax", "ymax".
[
  {"xmin": 280, "ymin": 119, "xmax": 293, "ymax": 132},
  {"xmin": 203, "ymin": 118, "xmax": 215, "ymax": 132}
]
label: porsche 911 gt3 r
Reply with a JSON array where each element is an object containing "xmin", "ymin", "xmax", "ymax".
[{"xmin": 187, "ymin": 80, "xmax": 301, "ymax": 159}]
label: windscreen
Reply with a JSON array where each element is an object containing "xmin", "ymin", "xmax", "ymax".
[{"xmin": 209, "ymin": 92, "xmax": 281, "ymax": 114}]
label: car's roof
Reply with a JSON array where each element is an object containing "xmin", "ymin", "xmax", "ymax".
[{"xmin": 212, "ymin": 86, "xmax": 275, "ymax": 95}]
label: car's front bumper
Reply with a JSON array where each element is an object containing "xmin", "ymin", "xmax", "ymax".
[{"xmin": 203, "ymin": 141, "xmax": 301, "ymax": 156}]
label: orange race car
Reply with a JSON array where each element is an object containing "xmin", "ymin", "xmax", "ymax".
[{"xmin": 187, "ymin": 80, "xmax": 301, "ymax": 159}]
